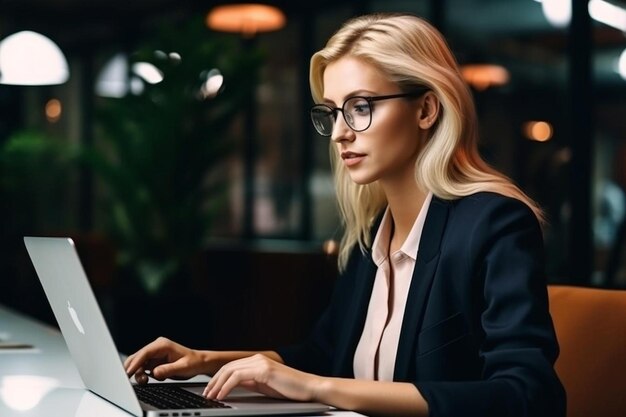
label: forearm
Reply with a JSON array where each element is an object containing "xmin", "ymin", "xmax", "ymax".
[{"xmin": 313, "ymin": 377, "xmax": 429, "ymax": 417}]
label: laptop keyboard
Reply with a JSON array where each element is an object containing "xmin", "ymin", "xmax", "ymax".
[{"xmin": 134, "ymin": 385, "xmax": 231, "ymax": 410}]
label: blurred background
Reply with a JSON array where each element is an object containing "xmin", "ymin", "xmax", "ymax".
[{"xmin": 1, "ymin": 0, "xmax": 625, "ymax": 353}]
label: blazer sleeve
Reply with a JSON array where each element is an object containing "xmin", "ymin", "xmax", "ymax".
[
  {"xmin": 415, "ymin": 196, "xmax": 566, "ymax": 417},
  {"xmin": 275, "ymin": 245, "xmax": 361, "ymax": 376},
  {"xmin": 275, "ymin": 307, "xmax": 335, "ymax": 376}
]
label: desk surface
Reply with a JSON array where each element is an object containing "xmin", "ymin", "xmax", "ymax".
[{"xmin": 0, "ymin": 304, "xmax": 362, "ymax": 417}]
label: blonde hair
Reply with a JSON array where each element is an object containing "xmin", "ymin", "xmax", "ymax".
[{"xmin": 311, "ymin": 13, "xmax": 544, "ymax": 270}]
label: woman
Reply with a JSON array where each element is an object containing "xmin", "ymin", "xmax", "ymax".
[{"xmin": 125, "ymin": 13, "xmax": 565, "ymax": 417}]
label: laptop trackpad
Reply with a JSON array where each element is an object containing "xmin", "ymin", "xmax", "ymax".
[
  {"xmin": 182, "ymin": 385, "xmax": 332, "ymax": 411},
  {"xmin": 183, "ymin": 385, "xmax": 266, "ymax": 399}
]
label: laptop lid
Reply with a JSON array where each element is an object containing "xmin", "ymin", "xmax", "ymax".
[
  {"xmin": 24, "ymin": 237, "xmax": 331, "ymax": 417},
  {"xmin": 24, "ymin": 236, "xmax": 143, "ymax": 416}
]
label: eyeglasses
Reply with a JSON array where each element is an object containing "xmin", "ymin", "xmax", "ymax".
[{"xmin": 309, "ymin": 89, "xmax": 429, "ymax": 137}]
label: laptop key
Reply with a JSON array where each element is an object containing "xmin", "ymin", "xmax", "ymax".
[{"xmin": 134, "ymin": 385, "xmax": 231, "ymax": 409}]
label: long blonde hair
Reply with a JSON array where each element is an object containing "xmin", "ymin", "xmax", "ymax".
[{"xmin": 310, "ymin": 13, "xmax": 543, "ymax": 270}]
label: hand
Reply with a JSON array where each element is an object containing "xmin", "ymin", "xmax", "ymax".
[
  {"xmin": 124, "ymin": 337, "xmax": 208, "ymax": 384},
  {"xmin": 203, "ymin": 354, "xmax": 320, "ymax": 402}
]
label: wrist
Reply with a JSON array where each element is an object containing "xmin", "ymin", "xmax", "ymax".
[
  {"xmin": 199, "ymin": 350, "xmax": 219, "ymax": 375},
  {"xmin": 309, "ymin": 375, "xmax": 332, "ymax": 404}
]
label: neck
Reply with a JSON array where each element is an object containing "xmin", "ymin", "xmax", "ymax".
[{"xmin": 381, "ymin": 177, "xmax": 427, "ymax": 251}]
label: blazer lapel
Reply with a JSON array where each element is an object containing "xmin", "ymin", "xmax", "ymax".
[
  {"xmin": 333, "ymin": 251, "xmax": 377, "ymax": 377},
  {"xmin": 332, "ymin": 214, "xmax": 384, "ymax": 377},
  {"xmin": 393, "ymin": 197, "xmax": 450, "ymax": 381}
]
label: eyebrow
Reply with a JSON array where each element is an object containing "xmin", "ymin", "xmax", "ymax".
[{"xmin": 321, "ymin": 90, "xmax": 377, "ymax": 105}]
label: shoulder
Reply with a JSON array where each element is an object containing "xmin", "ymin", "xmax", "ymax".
[
  {"xmin": 435, "ymin": 192, "xmax": 543, "ymax": 252},
  {"xmin": 439, "ymin": 191, "xmax": 538, "ymax": 229},
  {"xmin": 445, "ymin": 191, "xmax": 533, "ymax": 213}
]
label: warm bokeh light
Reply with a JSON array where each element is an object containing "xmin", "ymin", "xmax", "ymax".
[
  {"xmin": 322, "ymin": 239, "xmax": 339, "ymax": 256},
  {"xmin": 460, "ymin": 64, "xmax": 510, "ymax": 91},
  {"xmin": 206, "ymin": 4, "xmax": 286, "ymax": 37},
  {"xmin": 45, "ymin": 99, "xmax": 62, "ymax": 123},
  {"xmin": 523, "ymin": 121, "xmax": 553, "ymax": 142}
]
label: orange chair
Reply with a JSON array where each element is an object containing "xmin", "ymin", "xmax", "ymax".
[{"xmin": 548, "ymin": 285, "xmax": 626, "ymax": 417}]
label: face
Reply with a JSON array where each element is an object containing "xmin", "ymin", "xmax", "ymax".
[{"xmin": 322, "ymin": 56, "xmax": 425, "ymax": 186}]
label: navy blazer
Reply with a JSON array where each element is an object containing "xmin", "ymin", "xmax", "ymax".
[{"xmin": 278, "ymin": 192, "xmax": 566, "ymax": 417}]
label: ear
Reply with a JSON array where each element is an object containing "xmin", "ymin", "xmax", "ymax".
[{"xmin": 416, "ymin": 92, "xmax": 440, "ymax": 130}]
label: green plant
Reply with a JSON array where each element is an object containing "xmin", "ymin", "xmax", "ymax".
[
  {"xmin": 0, "ymin": 129, "xmax": 78, "ymax": 235},
  {"xmin": 88, "ymin": 18, "xmax": 262, "ymax": 294}
]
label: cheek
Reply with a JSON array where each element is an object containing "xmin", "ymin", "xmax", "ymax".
[
  {"xmin": 374, "ymin": 112, "xmax": 421, "ymax": 154},
  {"xmin": 376, "ymin": 104, "xmax": 418, "ymax": 134}
]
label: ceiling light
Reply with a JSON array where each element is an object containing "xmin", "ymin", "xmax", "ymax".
[
  {"xmin": 618, "ymin": 49, "xmax": 626, "ymax": 80},
  {"xmin": 0, "ymin": 31, "xmax": 69, "ymax": 85},
  {"xmin": 206, "ymin": 4, "xmax": 286, "ymax": 37},
  {"xmin": 538, "ymin": 0, "xmax": 626, "ymax": 31},
  {"xmin": 541, "ymin": 0, "xmax": 572, "ymax": 28},
  {"xmin": 589, "ymin": 0, "xmax": 626, "ymax": 32}
]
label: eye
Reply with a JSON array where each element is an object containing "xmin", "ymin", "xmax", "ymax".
[
  {"xmin": 312, "ymin": 105, "xmax": 335, "ymax": 117},
  {"xmin": 346, "ymin": 98, "xmax": 370, "ymax": 116}
]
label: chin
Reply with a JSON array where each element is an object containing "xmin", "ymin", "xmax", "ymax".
[{"xmin": 348, "ymin": 172, "xmax": 378, "ymax": 185}]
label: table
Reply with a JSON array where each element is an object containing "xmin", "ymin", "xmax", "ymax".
[{"xmin": 0, "ymin": 304, "xmax": 362, "ymax": 417}]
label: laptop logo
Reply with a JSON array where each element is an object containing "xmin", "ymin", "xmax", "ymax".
[{"xmin": 67, "ymin": 301, "xmax": 85, "ymax": 334}]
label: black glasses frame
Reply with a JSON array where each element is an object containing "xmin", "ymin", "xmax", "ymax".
[{"xmin": 310, "ymin": 88, "xmax": 429, "ymax": 137}]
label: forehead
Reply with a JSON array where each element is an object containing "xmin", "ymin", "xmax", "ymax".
[{"xmin": 322, "ymin": 56, "xmax": 396, "ymax": 101}]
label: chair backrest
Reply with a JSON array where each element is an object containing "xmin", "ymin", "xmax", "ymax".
[{"xmin": 548, "ymin": 285, "xmax": 626, "ymax": 417}]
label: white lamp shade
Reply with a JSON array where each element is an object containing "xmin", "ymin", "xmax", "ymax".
[
  {"xmin": 95, "ymin": 53, "xmax": 129, "ymax": 98},
  {"xmin": 0, "ymin": 30, "xmax": 70, "ymax": 85}
]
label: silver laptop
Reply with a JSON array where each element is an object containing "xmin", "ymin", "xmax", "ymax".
[{"xmin": 24, "ymin": 236, "xmax": 331, "ymax": 417}]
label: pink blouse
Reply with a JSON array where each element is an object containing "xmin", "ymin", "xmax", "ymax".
[{"xmin": 353, "ymin": 192, "xmax": 433, "ymax": 381}]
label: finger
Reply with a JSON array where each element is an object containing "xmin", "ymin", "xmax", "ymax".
[
  {"xmin": 203, "ymin": 355, "xmax": 264, "ymax": 397},
  {"xmin": 212, "ymin": 368, "xmax": 260, "ymax": 400},
  {"xmin": 132, "ymin": 364, "xmax": 154, "ymax": 385},
  {"xmin": 152, "ymin": 355, "xmax": 196, "ymax": 380},
  {"xmin": 204, "ymin": 371, "xmax": 231, "ymax": 399},
  {"xmin": 134, "ymin": 370, "xmax": 149, "ymax": 385},
  {"xmin": 204, "ymin": 365, "xmax": 231, "ymax": 398},
  {"xmin": 123, "ymin": 353, "xmax": 134, "ymax": 369},
  {"xmin": 203, "ymin": 369, "xmax": 223, "ymax": 396},
  {"xmin": 205, "ymin": 362, "xmax": 252, "ymax": 400},
  {"xmin": 151, "ymin": 362, "xmax": 178, "ymax": 380},
  {"xmin": 124, "ymin": 339, "xmax": 170, "ymax": 375},
  {"xmin": 125, "ymin": 350, "xmax": 152, "ymax": 375}
]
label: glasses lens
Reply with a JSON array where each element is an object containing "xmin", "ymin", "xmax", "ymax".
[
  {"xmin": 344, "ymin": 97, "xmax": 371, "ymax": 132},
  {"xmin": 310, "ymin": 105, "xmax": 334, "ymax": 136}
]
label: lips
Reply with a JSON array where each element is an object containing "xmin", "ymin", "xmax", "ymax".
[
  {"xmin": 341, "ymin": 151, "xmax": 366, "ymax": 167},
  {"xmin": 341, "ymin": 151, "xmax": 366, "ymax": 160}
]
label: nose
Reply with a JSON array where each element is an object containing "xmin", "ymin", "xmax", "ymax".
[{"xmin": 331, "ymin": 113, "xmax": 355, "ymax": 143}]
